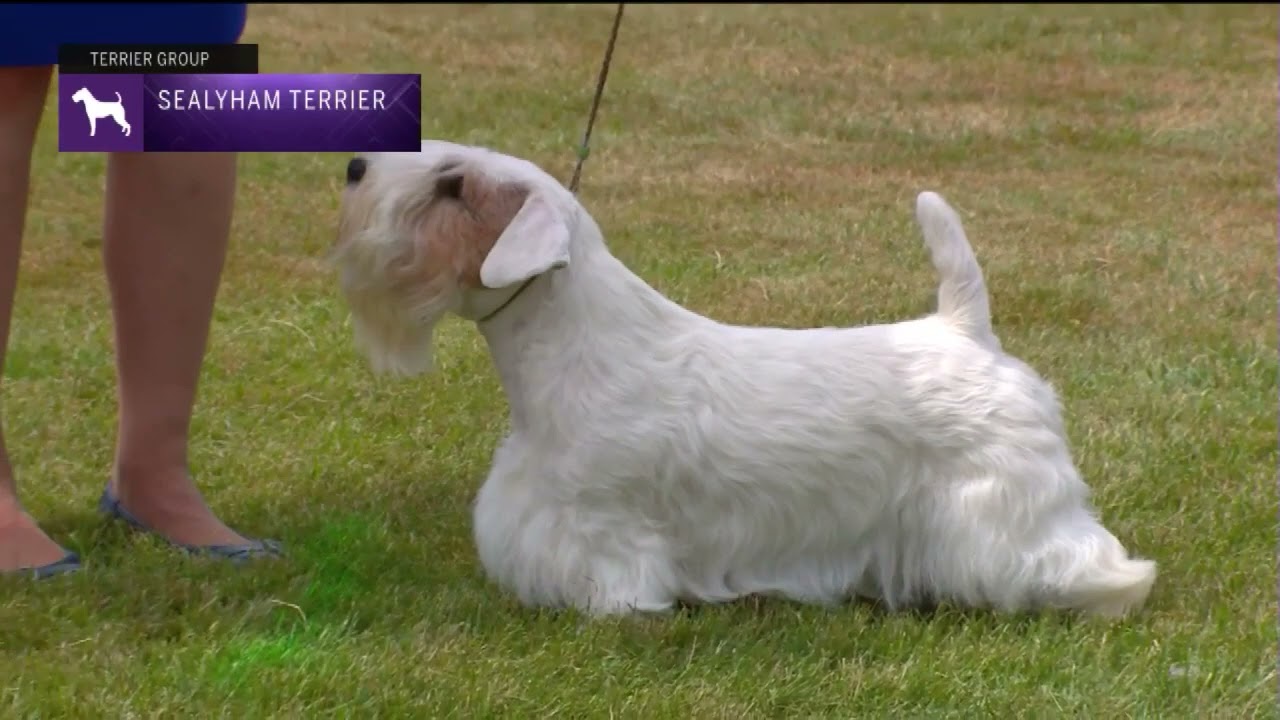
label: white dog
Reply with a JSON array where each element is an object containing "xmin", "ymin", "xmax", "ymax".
[
  {"xmin": 332, "ymin": 140, "xmax": 1157, "ymax": 619},
  {"xmin": 71, "ymin": 87, "xmax": 132, "ymax": 137}
]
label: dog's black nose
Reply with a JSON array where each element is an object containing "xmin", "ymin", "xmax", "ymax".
[{"xmin": 346, "ymin": 157, "xmax": 367, "ymax": 184}]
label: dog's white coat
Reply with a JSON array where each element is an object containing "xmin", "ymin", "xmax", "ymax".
[
  {"xmin": 334, "ymin": 140, "xmax": 1157, "ymax": 618},
  {"xmin": 70, "ymin": 88, "xmax": 132, "ymax": 137}
]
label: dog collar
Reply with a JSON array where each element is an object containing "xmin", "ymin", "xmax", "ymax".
[{"xmin": 477, "ymin": 275, "xmax": 538, "ymax": 324}]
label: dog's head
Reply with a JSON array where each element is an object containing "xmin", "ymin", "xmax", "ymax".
[
  {"xmin": 71, "ymin": 88, "xmax": 91, "ymax": 103},
  {"xmin": 332, "ymin": 139, "xmax": 579, "ymax": 376}
]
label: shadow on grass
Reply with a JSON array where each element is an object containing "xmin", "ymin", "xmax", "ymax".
[{"xmin": 673, "ymin": 589, "xmax": 1086, "ymax": 633}]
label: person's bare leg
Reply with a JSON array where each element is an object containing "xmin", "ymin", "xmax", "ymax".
[
  {"xmin": 0, "ymin": 65, "xmax": 68, "ymax": 570},
  {"xmin": 103, "ymin": 151, "xmax": 251, "ymax": 547}
]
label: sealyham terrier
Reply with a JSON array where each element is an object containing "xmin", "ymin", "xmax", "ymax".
[{"xmin": 331, "ymin": 140, "xmax": 1157, "ymax": 619}]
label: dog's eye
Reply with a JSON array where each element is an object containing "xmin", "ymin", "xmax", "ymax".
[
  {"xmin": 436, "ymin": 173, "xmax": 464, "ymax": 200},
  {"xmin": 346, "ymin": 157, "xmax": 367, "ymax": 184}
]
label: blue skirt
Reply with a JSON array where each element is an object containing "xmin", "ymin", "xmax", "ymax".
[{"xmin": 0, "ymin": 3, "xmax": 248, "ymax": 67}]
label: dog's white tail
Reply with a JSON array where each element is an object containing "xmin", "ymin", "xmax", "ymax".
[
  {"xmin": 114, "ymin": 91, "xmax": 122, "ymax": 103},
  {"xmin": 915, "ymin": 191, "xmax": 997, "ymax": 347}
]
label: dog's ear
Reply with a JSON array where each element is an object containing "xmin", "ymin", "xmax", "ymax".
[{"xmin": 478, "ymin": 191, "xmax": 570, "ymax": 290}]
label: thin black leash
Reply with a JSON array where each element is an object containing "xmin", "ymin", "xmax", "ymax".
[
  {"xmin": 568, "ymin": 2, "xmax": 625, "ymax": 195},
  {"xmin": 480, "ymin": 3, "xmax": 624, "ymax": 325}
]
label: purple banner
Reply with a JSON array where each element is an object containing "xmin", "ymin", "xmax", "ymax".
[{"xmin": 58, "ymin": 73, "xmax": 421, "ymax": 153}]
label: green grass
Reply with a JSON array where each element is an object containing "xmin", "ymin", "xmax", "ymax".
[{"xmin": 3, "ymin": 3, "xmax": 1277, "ymax": 717}]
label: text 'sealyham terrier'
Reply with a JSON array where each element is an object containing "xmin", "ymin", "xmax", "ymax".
[{"xmin": 332, "ymin": 140, "xmax": 1157, "ymax": 619}]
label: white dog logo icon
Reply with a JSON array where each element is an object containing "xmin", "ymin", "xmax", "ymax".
[{"xmin": 70, "ymin": 87, "xmax": 132, "ymax": 137}]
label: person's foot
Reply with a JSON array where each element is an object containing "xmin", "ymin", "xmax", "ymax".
[
  {"xmin": 108, "ymin": 469, "xmax": 252, "ymax": 549},
  {"xmin": 0, "ymin": 503, "xmax": 70, "ymax": 572}
]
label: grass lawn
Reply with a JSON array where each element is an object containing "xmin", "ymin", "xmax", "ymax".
[{"xmin": 3, "ymin": 3, "xmax": 1276, "ymax": 717}]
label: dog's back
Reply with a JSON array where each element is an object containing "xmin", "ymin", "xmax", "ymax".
[{"xmin": 566, "ymin": 193, "xmax": 1157, "ymax": 617}]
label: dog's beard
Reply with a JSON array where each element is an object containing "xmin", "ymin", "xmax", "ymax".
[{"xmin": 347, "ymin": 286, "xmax": 455, "ymax": 377}]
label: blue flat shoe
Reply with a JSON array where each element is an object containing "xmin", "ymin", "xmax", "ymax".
[
  {"xmin": 3, "ymin": 551, "xmax": 81, "ymax": 580},
  {"xmin": 98, "ymin": 487, "xmax": 282, "ymax": 563}
]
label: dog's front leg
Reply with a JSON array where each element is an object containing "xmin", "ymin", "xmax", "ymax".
[
  {"xmin": 473, "ymin": 448, "xmax": 679, "ymax": 616},
  {"xmin": 87, "ymin": 116, "xmax": 97, "ymax": 137}
]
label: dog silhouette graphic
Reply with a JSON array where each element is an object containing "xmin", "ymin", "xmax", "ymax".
[{"xmin": 71, "ymin": 87, "xmax": 132, "ymax": 137}]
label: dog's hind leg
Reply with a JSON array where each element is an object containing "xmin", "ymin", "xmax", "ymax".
[
  {"xmin": 915, "ymin": 463, "xmax": 1156, "ymax": 618},
  {"xmin": 1013, "ymin": 503, "xmax": 1156, "ymax": 618}
]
